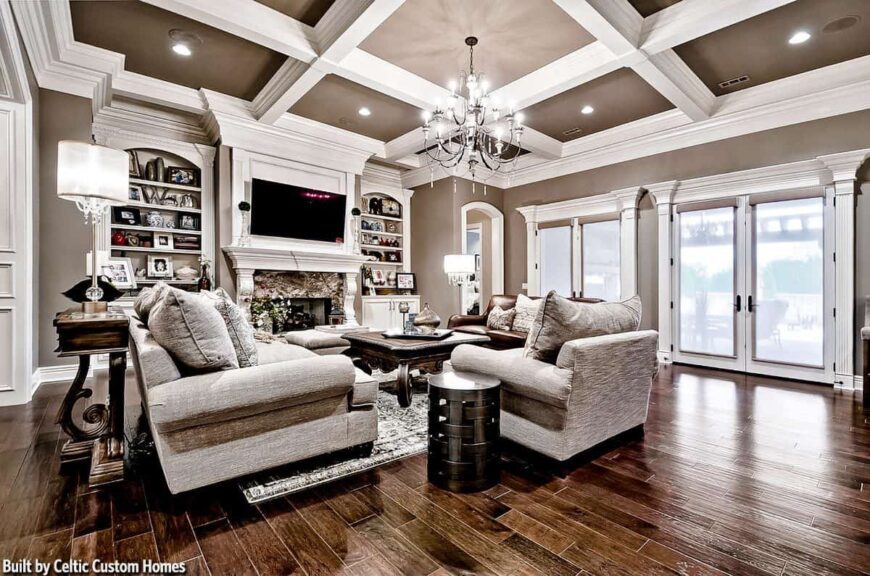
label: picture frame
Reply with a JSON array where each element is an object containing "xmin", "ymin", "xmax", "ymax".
[
  {"xmin": 167, "ymin": 167, "xmax": 198, "ymax": 187},
  {"xmin": 113, "ymin": 206, "xmax": 141, "ymax": 225},
  {"xmin": 372, "ymin": 269, "xmax": 386, "ymax": 286},
  {"xmin": 129, "ymin": 184, "xmax": 142, "ymax": 202},
  {"xmin": 396, "ymin": 272, "xmax": 416, "ymax": 291},
  {"xmin": 179, "ymin": 214, "xmax": 198, "ymax": 231},
  {"xmin": 147, "ymin": 255, "xmax": 173, "ymax": 279},
  {"xmin": 154, "ymin": 232, "xmax": 174, "ymax": 250},
  {"xmin": 100, "ymin": 257, "xmax": 137, "ymax": 290},
  {"xmin": 128, "ymin": 150, "xmax": 141, "ymax": 177}
]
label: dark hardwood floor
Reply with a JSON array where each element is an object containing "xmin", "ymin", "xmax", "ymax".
[{"xmin": 1, "ymin": 364, "xmax": 867, "ymax": 575}]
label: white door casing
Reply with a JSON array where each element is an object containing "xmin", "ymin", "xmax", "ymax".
[{"xmin": 460, "ymin": 201, "xmax": 505, "ymax": 300}]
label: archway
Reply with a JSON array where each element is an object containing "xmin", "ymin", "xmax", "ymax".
[{"xmin": 460, "ymin": 202, "xmax": 504, "ymax": 314}]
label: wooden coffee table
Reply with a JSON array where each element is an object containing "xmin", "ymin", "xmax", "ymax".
[{"xmin": 342, "ymin": 331, "xmax": 490, "ymax": 407}]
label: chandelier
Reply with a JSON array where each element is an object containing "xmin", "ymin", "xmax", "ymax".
[{"xmin": 421, "ymin": 36, "xmax": 524, "ymax": 184}]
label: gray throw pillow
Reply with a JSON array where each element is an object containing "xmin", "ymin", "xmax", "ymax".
[
  {"xmin": 148, "ymin": 287, "xmax": 239, "ymax": 372},
  {"xmin": 524, "ymin": 291, "xmax": 642, "ymax": 363},
  {"xmin": 486, "ymin": 305, "xmax": 516, "ymax": 330},
  {"xmin": 133, "ymin": 282, "xmax": 169, "ymax": 323},
  {"xmin": 511, "ymin": 293, "xmax": 541, "ymax": 333},
  {"xmin": 200, "ymin": 288, "xmax": 259, "ymax": 368}
]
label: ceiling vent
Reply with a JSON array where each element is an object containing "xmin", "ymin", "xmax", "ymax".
[
  {"xmin": 718, "ymin": 75, "xmax": 751, "ymax": 90},
  {"xmin": 823, "ymin": 15, "xmax": 861, "ymax": 34},
  {"xmin": 562, "ymin": 127, "xmax": 583, "ymax": 137}
]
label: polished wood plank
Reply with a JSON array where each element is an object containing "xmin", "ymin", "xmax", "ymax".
[
  {"xmin": 194, "ymin": 519, "xmax": 257, "ymax": 576},
  {"xmin": 353, "ymin": 515, "xmax": 439, "ymax": 576},
  {"xmin": 289, "ymin": 490, "xmax": 374, "ymax": 566},
  {"xmin": 71, "ymin": 529, "xmax": 114, "ymax": 575}
]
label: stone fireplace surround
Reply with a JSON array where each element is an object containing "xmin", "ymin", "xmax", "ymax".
[{"xmin": 223, "ymin": 246, "xmax": 372, "ymax": 325}]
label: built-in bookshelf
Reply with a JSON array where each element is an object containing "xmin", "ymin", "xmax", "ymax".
[{"xmin": 360, "ymin": 191, "xmax": 410, "ymax": 294}]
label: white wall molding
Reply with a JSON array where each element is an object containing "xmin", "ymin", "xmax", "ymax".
[
  {"xmin": 648, "ymin": 180, "xmax": 679, "ymax": 363},
  {"xmin": 461, "ymin": 201, "xmax": 505, "ymax": 297}
]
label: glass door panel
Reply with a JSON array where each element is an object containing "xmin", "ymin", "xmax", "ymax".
[
  {"xmin": 582, "ymin": 220, "xmax": 620, "ymax": 301},
  {"xmin": 678, "ymin": 207, "xmax": 736, "ymax": 357},
  {"xmin": 540, "ymin": 226, "xmax": 572, "ymax": 297},
  {"xmin": 751, "ymin": 198, "xmax": 824, "ymax": 367}
]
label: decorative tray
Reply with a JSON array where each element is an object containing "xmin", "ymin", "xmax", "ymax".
[{"xmin": 383, "ymin": 328, "xmax": 454, "ymax": 340}]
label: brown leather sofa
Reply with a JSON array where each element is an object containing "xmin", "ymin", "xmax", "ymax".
[{"xmin": 448, "ymin": 294, "xmax": 602, "ymax": 349}]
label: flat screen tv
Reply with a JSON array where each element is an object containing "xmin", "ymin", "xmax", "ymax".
[{"xmin": 249, "ymin": 178, "xmax": 347, "ymax": 243}]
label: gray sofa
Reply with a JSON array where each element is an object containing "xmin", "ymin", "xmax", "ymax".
[
  {"xmin": 451, "ymin": 330, "xmax": 658, "ymax": 461},
  {"xmin": 129, "ymin": 317, "xmax": 378, "ymax": 494}
]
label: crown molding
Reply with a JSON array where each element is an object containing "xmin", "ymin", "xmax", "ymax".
[
  {"xmin": 646, "ymin": 180, "xmax": 679, "ymax": 206},
  {"xmin": 517, "ymin": 185, "xmax": 643, "ymax": 224},
  {"xmin": 0, "ymin": 2, "xmax": 31, "ymax": 103},
  {"xmin": 817, "ymin": 149, "xmax": 870, "ymax": 182},
  {"xmin": 361, "ymin": 163, "xmax": 404, "ymax": 190}
]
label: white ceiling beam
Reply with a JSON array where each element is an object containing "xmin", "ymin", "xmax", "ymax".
[
  {"xmin": 641, "ymin": 0, "xmax": 797, "ymax": 54},
  {"xmin": 140, "ymin": 0, "xmax": 318, "ymax": 62},
  {"xmin": 633, "ymin": 49, "xmax": 716, "ymax": 120},
  {"xmin": 253, "ymin": 0, "xmax": 404, "ymax": 124},
  {"xmin": 490, "ymin": 42, "xmax": 623, "ymax": 111},
  {"xmin": 551, "ymin": 0, "xmax": 642, "ymax": 56}
]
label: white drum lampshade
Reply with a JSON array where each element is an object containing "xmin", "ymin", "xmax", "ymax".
[
  {"xmin": 444, "ymin": 254, "xmax": 476, "ymax": 286},
  {"xmin": 57, "ymin": 141, "xmax": 128, "ymax": 214}
]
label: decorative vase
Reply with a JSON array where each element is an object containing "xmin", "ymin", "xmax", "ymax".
[
  {"xmin": 111, "ymin": 231, "xmax": 127, "ymax": 246},
  {"xmin": 145, "ymin": 159, "xmax": 157, "ymax": 182},
  {"xmin": 197, "ymin": 262, "xmax": 212, "ymax": 291},
  {"xmin": 155, "ymin": 157, "xmax": 165, "ymax": 182},
  {"xmin": 413, "ymin": 303, "xmax": 441, "ymax": 334}
]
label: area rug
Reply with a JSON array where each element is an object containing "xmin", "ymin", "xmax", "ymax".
[{"xmin": 240, "ymin": 389, "xmax": 428, "ymax": 504}]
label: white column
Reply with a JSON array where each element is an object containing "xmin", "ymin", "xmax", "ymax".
[
  {"xmin": 613, "ymin": 187, "xmax": 644, "ymax": 300},
  {"xmin": 525, "ymin": 221, "xmax": 539, "ymax": 296},
  {"xmin": 571, "ymin": 218, "xmax": 581, "ymax": 298},
  {"xmin": 235, "ymin": 268, "xmax": 256, "ymax": 321},
  {"xmin": 819, "ymin": 150, "xmax": 870, "ymax": 387},
  {"xmin": 648, "ymin": 181, "xmax": 679, "ymax": 364}
]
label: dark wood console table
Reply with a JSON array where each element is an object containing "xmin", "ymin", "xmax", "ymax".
[
  {"xmin": 342, "ymin": 331, "xmax": 490, "ymax": 407},
  {"xmin": 54, "ymin": 308, "xmax": 129, "ymax": 486}
]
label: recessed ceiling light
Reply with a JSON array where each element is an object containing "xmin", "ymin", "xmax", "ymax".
[
  {"xmin": 168, "ymin": 29, "xmax": 201, "ymax": 56},
  {"xmin": 788, "ymin": 30, "xmax": 811, "ymax": 44},
  {"xmin": 358, "ymin": 107, "xmax": 371, "ymax": 117},
  {"xmin": 581, "ymin": 105, "xmax": 594, "ymax": 115},
  {"xmin": 172, "ymin": 43, "xmax": 192, "ymax": 56}
]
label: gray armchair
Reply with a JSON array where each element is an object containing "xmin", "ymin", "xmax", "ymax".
[{"xmin": 451, "ymin": 330, "xmax": 658, "ymax": 460}]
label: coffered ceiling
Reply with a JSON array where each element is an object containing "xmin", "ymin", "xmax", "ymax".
[
  {"xmin": 13, "ymin": 0, "xmax": 870, "ymax": 188},
  {"xmin": 524, "ymin": 69, "xmax": 675, "ymax": 142},
  {"xmin": 359, "ymin": 0, "xmax": 596, "ymax": 90},
  {"xmin": 70, "ymin": 1, "xmax": 286, "ymax": 101},
  {"xmin": 289, "ymin": 75, "xmax": 423, "ymax": 142},
  {"xmin": 253, "ymin": 0, "xmax": 336, "ymax": 26},
  {"xmin": 675, "ymin": 0, "xmax": 870, "ymax": 96}
]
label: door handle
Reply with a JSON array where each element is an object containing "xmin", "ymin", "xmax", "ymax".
[
  {"xmin": 747, "ymin": 295, "xmax": 754, "ymax": 313},
  {"xmin": 735, "ymin": 295, "xmax": 742, "ymax": 312}
]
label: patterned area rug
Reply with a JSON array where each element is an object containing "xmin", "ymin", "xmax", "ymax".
[{"xmin": 240, "ymin": 389, "xmax": 428, "ymax": 504}]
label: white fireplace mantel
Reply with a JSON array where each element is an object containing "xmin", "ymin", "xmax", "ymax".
[{"xmin": 223, "ymin": 246, "xmax": 375, "ymax": 325}]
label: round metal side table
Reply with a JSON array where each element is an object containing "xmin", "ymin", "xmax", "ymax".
[{"xmin": 427, "ymin": 371, "xmax": 501, "ymax": 492}]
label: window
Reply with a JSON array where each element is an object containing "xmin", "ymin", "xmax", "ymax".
[
  {"xmin": 540, "ymin": 226, "xmax": 572, "ymax": 296},
  {"xmin": 582, "ymin": 220, "xmax": 620, "ymax": 301}
]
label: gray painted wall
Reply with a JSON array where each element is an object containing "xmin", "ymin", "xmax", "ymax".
[{"xmin": 38, "ymin": 89, "xmax": 93, "ymax": 367}]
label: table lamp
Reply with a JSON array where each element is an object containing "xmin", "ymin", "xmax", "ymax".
[
  {"xmin": 443, "ymin": 254, "xmax": 476, "ymax": 286},
  {"xmin": 57, "ymin": 141, "xmax": 129, "ymax": 313}
]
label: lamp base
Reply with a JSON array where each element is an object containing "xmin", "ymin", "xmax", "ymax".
[{"xmin": 82, "ymin": 301, "xmax": 108, "ymax": 314}]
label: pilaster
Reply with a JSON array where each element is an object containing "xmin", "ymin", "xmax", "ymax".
[{"xmin": 647, "ymin": 180, "xmax": 679, "ymax": 363}]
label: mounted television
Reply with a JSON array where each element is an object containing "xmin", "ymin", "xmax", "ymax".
[{"xmin": 249, "ymin": 178, "xmax": 347, "ymax": 243}]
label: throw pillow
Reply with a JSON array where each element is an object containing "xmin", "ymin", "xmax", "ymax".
[
  {"xmin": 200, "ymin": 288, "xmax": 259, "ymax": 368},
  {"xmin": 486, "ymin": 305, "xmax": 516, "ymax": 331},
  {"xmin": 511, "ymin": 293, "xmax": 542, "ymax": 333},
  {"xmin": 148, "ymin": 287, "xmax": 239, "ymax": 372},
  {"xmin": 133, "ymin": 282, "xmax": 169, "ymax": 324},
  {"xmin": 524, "ymin": 291, "xmax": 642, "ymax": 363}
]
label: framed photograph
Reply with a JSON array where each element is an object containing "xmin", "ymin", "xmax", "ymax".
[
  {"xmin": 113, "ymin": 206, "xmax": 141, "ymax": 225},
  {"xmin": 167, "ymin": 167, "xmax": 198, "ymax": 187},
  {"xmin": 179, "ymin": 214, "xmax": 198, "ymax": 231},
  {"xmin": 129, "ymin": 184, "xmax": 142, "ymax": 202},
  {"xmin": 372, "ymin": 269, "xmax": 386, "ymax": 286},
  {"xmin": 154, "ymin": 232, "xmax": 173, "ymax": 250},
  {"xmin": 396, "ymin": 272, "xmax": 416, "ymax": 291},
  {"xmin": 128, "ymin": 150, "xmax": 141, "ymax": 177},
  {"xmin": 100, "ymin": 257, "xmax": 137, "ymax": 290},
  {"xmin": 381, "ymin": 198, "xmax": 402, "ymax": 218},
  {"xmin": 147, "ymin": 255, "xmax": 173, "ymax": 279}
]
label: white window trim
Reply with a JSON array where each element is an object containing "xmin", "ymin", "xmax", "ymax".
[
  {"xmin": 517, "ymin": 186, "xmax": 643, "ymax": 300},
  {"xmin": 650, "ymin": 149, "xmax": 870, "ymax": 383}
]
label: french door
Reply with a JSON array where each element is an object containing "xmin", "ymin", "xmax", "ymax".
[{"xmin": 673, "ymin": 193, "xmax": 834, "ymax": 382}]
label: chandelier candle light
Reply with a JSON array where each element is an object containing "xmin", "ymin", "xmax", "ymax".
[
  {"xmin": 57, "ymin": 141, "xmax": 129, "ymax": 313},
  {"xmin": 422, "ymin": 37, "xmax": 524, "ymax": 186}
]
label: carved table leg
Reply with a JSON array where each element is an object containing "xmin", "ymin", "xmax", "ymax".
[
  {"xmin": 56, "ymin": 355, "xmax": 108, "ymax": 463},
  {"xmin": 89, "ymin": 351, "xmax": 126, "ymax": 486},
  {"xmin": 396, "ymin": 363, "xmax": 412, "ymax": 407}
]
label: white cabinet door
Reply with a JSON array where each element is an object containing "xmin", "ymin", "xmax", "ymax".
[{"xmin": 363, "ymin": 300, "xmax": 393, "ymax": 330}]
